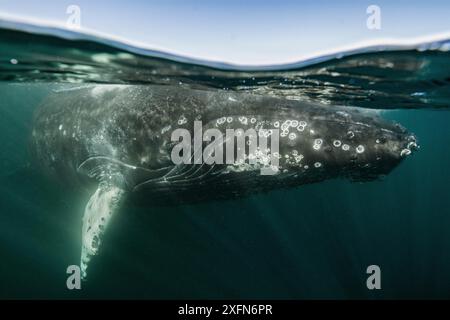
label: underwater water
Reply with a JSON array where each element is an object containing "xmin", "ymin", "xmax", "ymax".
[{"xmin": 0, "ymin": 21, "xmax": 450, "ymax": 299}]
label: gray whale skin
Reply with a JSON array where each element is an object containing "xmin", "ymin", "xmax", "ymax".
[{"xmin": 30, "ymin": 85, "xmax": 418, "ymax": 278}]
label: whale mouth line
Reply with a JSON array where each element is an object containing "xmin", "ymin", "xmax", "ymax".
[
  {"xmin": 77, "ymin": 155, "xmax": 177, "ymax": 191},
  {"xmin": 78, "ymin": 156, "xmax": 138, "ymax": 173}
]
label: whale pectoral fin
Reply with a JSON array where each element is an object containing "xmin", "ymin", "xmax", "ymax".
[
  {"xmin": 81, "ymin": 182, "xmax": 125, "ymax": 280},
  {"xmin": 78, "ymin": 156, "xmax": 173, "ymax": 188}
]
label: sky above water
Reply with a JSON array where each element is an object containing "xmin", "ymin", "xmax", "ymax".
[{"xmin": 0, "ymin": 0, "xmax": 449, "ymax": 64}]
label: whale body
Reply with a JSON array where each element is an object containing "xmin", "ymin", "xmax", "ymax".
[{"xmin": 30, "ymin": 84, "xmax": 418, "ymax": 278}]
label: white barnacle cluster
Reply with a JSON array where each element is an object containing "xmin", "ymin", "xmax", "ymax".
[
  {"xmin": 272, "ymin": 152, "xmax": 282, "ymax": 159},
  {"xmin": 228, "ymin": 146, "xmax": 274, "ymax": 173},
  {"xmin": 285, "ymin": 154, "xmax": 321, "ymax": 170},
  {"xmin": 407, "ymin": 141, "xmax": 418, "ymax": 150},
  {"xmin": 178, "ymin": 115, "xmax": 187, "ymax": 125},
  {"xmin": 255, "ymin": 119, "xmax": 272, "ymax": 132},
  {"xmin": 258, "ymin": 128, "xmax": 274, "ymax": 138},
  {"xmin": 297, "ymin": 121, "xmax": 307, "ymax": 132},
  {"xmin": 330, "ymin": 130, "xmax": 362, "ymax": 153},
  {"xmin": 400, "ymin": 149, "xmax": 411, "ymax": 156},
  {"xmin": 216, "ymin": 117, "xmax": 226, "ymax": 125},
  {"xmin": 278, "ymin": 119, "xmax": 303, "ymax": 137},
  {"xmin": 254, "ymin": 147, "xmax": 271, "ymax": 166},
  {"xmin": 313, "ymin": 138, "xmax": 323, "ymax": 150},
  {"xmin": 294, "ymin": 154, "xmax": 304, "ymax": 164},
  {"xmin": 338, "ymin": 142, "xmax": 365, "ymax": 154},
  {"xmin": 400, "ymin": 141, "xmax": 417, "ymax": 157},
  {"xmin": 238, "ymin": 116, "xmax": 248, "ymax": 125},
  {"xmin": 283, "ymin": 150, "xmax": 304, "ymax": 168}
]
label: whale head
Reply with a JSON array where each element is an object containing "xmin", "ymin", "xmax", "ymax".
[
  {"xmin": 338, "ymin": 118, "xmax": 419, "ymax": 181},
  {"xmin": 273, "ymin": 106, "xmax": 419, "ymax": 182}
]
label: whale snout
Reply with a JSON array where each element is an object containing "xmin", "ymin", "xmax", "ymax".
[
  {"xmin": 381, "ymin": 122, "xmax": 419, "ymax": 160},
  {"xmin": 337, "ymin": 117, "xmax": 419, "ymax": 182},
  {"xmin": 400, "ymin": 133, "xmax": 420, "ymax": 157}
]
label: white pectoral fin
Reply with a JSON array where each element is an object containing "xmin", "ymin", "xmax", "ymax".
[{"xmin": 81, "ymin": 182, "xmax": 125, "ymax": 280}]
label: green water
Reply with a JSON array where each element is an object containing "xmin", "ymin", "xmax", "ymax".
[{"xmin": 0, "ymin": 24, "xmax": 450, "ymax": 299}]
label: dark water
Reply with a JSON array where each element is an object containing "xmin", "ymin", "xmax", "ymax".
[{"xmin": 1, "ymin": 21, "xmax": 450, "ymax": 299}]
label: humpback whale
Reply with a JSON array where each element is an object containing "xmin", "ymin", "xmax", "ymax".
[{"xmin": 30, "ymin": 85, "xmax": 418, "ymax": 278}]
